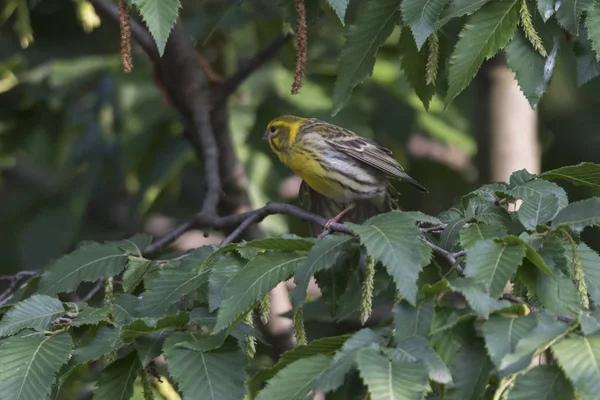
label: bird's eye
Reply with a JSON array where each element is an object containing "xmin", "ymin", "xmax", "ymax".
[{"xmin": 269, "ymin": 126, "xmax": 277, "ymax": 134}]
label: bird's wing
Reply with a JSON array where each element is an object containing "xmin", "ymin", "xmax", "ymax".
[{"xmin": 319, "ymin": 123, "xmax": 428, "ymax": 192}]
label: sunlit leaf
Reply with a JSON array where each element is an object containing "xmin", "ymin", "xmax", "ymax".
[
  {"xmin": 132, "ymin": 0, "xmax": 181, "ymax": 55},
  {"xmin": 552, "ymin": 333, "xmax": 600, "ymax": 398}
]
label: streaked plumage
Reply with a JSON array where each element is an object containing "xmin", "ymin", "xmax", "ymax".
[{"xmin": 264, "ymin": 115, "xmax": 427, "ymax": 232}]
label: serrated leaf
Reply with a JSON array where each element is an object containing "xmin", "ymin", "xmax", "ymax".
[
  {"xmin": 93, "ymin": 351, "xmax": 140, "ymax": 400},
  {"xmin": 134, "ymin": 330, "xmax": 168, "ymax": 367},
  {"xmin": 508, "ymin": 365, "xmax": 574, "ymax": 400},
  {"xmin": 540, "ymin": 162, "xmax": 600, "ymax": 188},
  {"xmin": 574, "ymin": 243, "xmax": 600, "ymax": 306},
  {"xmin": 481, "ymin": 314, "xmax": 537, "ymax": 374},
  {"xmin": 460, "ymin": 222, "xmax": 507, "ymax": 249},
  {"xmin": 256, "ymin": 354, "xmax": 332, "ymax": 400},
  {"xmin": 577, "ymin": 53, "xmax": 600, "ymax": 86},
  {"xmin": 214, "ymin": 251, "xmax": 304, "ymax": 333},
  {"xmin": 332, "ymin": 0, "xmax": 402, "ymax": 115},
  {"xmin": 70, "ymin": 306, "xmax": 110, "ymax": 327},
  {"xmin": 349, "ymin": 212, "xmax": 431, "ymax": 305},
  {"xmin": 0, "ymin": 333, "xmax": 72, "ymax": 400},
  {"xmin": 242, "ymin": 236, "xmax": 314, "ymax": 252},
  {"xmin": 138, "ymin": 267, "xmax": 210, "ymax": 317},
  {"xmin": 106, "ymin": 233, "xmax": 152, "ymax": 256},
  {"xmin": 500, "ymin": 312, "xmax": 569, "ymax": 370},
  {"xmin": 291, "ymin": 235, "xmax": 358, "ymax": 309},
  {"xmin": 248, "ymin": 335, "xmax": 349, "ymax": 397},
  {"xmin": 399, "ymin": 26, "xmax": 437, "ymax": 110},
  {"xmin": 446, "ymin": 0, "xmax": 519, "ymax": 105},
  {"xmin": 551, "ymin": 333, "xmax": 600, "ymax": 398},
  {"xmin": 327, "ymin": 0, "xmax": 349, "ymax": 24},
  {"xmin": 403, "ymin": 211, "xmax": 442, "ymax": 225},
  {"xmin": 356, "ymin": 346, "xmax": 429, "ymax": 400},
  {"xmin": 0, "ymin": 294, "xmax": 64, "ymax": 337},
  {"xmin": 393, "ymin": 336, "xmax": 452, "ymax": 384},
  {"xmin": 464, "ymin": 238, "xmax": 526, "ymax": 297},
  {"xmin": 445, "ymin": 340, "xmax": 493, "ymax": 400},
  {"xmin": 313, "ymin": 328, "xmax": 388, "ymax": 392},
  {"xmin": 450, "ymin": 277, "xmax": 511, "ymax": 318},
  {"xmin": 164, "ymin": 332, "xmax": 247, "ymax": 400},
  {"xmin": 505, "ymin": 28, "xmax": 555, "ymax": 108},
  {"xmin": 401, "ymin": 0, "xmax": 449, "ymax": 49},
  {"xmin": 552, "ymin": 198, "xmax": 600, "ymax": 232},
  {"xmin": 132, "ymin": 0, "xmax": 181, "ymax": 55},
  {"xmin": 208, "ymin": 253, "xmax": 246, "ymax": 312},
  {"xmin": 587, "ymin": 6, "xmax": 600, "ymax": 62},
  {"xmin": 581, "ymin": 310, "xmax": 600, "ymax": 335},
  {"xmin": 72, "ymin": 326, "xmax": 121, "ymax": 365},
  {"xmin": 112, "ymin": 294, "xmax": 141, "ymax": 326},
  {"xmin": 38, "ymin": 243, "xmax": 127, "ymax": 295},
  {"xmin": 122, "ymin": 257, "xmax": 151, "ymax": 293},
  {"xmin": 119, "ymin": 312, "xmax": 189, "ymax": 341},
  {"xmin": 393, "ymin": 299, "xmax": 434, "ymax": 340},
  {"xmin": 438, "ymin": 0, "xmax": 492, "ymax": 26},
  {"xmin": 537, "ymin": 0, "xmax": 556, "ymax": 22},
  {"xmin": 555, "ymin": 0, "xmax": 594, "ymax": 34},
  {"xmin": 508, "ymin": 180, "xmax": 568, "ymax": 229}
]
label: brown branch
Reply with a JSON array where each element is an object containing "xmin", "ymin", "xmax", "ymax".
[
  {"xmin": 291, "ymin": 0, "xmax": 307, "ymax": 94},
  {"xmin": 501, "ymin": 294, "xmax": 576, "ymax": 323},
  {"xmin": 118, "ymin": 0, "xmax": 133, "ymax": 72},
  {"xmin": 0, "ymin": 271, "xmax": 38, "ymax": 306},
  {"xmin": 82, "ymin": 279, "xmax": 105, "ymax": 303}
]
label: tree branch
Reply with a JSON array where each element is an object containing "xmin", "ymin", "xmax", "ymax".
[{"xmin": 501, "ymin": 294, "xmax": 576, "ymax": 323}]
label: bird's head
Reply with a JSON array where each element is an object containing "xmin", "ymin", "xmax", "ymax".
[{"xmin": 263, "ymin": 115, "xmax": 306, "ymax": 152}]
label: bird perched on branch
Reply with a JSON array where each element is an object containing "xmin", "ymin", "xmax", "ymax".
[{"xmin": 264, "ymin": 115, "xmax": 427, "ymax": 234}]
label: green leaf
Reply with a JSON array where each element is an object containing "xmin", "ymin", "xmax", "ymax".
[
  {"xmin": 460, "ymin": 222, "xmax": 506, "ymax": 249},
  {"xmin": 540, "ymin": 162, "xmax": 600, "ymax": 188},
  {"xmin": 393, "ymin": 299, "xmax": 434, "ymax": 340},
  {"xmin": 440, "ymin": 216, "xmax": 469, "ymax": 251},
  {"xmin": 248, "ymin": 335, "xmax": 349, "ymax": 397},
  {"xmin": 291, "ymin": 235, "xmax": 358, "ymax": 308},
  {"xmin": 327, "ymin": 0, "xmax": 349, "ymax": 25},
  {"xmin": 242, "ymin": 236, "xmax": 314, "ymax": 252},
  {"xmin": 164, "ymin": 332, "xmax": 247, "ymax": 400},
  {"xmin": 481, "ymin": 314, "xmax": 537, "ymax": 374},
  {"xmin": 38, "ymin": 243, "xmax": 127, "ymax": 295},
  {"xmin": 505, "ymin": 28, "xmax": 554, "ymax": 109},
  {"xmin": 464, "ymin": 238, "xmax": 526, "ymax": 297},
  {"xmin": 449, "ymin": 277, "xmax": 511, "ymax": 318},
  {"xmin": 135, "ymin": 331, "xmax": 169, "ymax": 366},
  {"xmin": 500, "ymin": 312, "xmax": 569, "ymax": 370},
  {"xmin": 70, "ymin": 306, "xmax": 110, "ymax": 327},
  {"xmin": 392, "ymin": 336, "xmax": 453, "ymax": 384},
  {"xmin": 106, "ymin": 233, "xmax": 152, "ymax": 257},
  {"xmin": 403, "ymin": 211, "xmax": 442, "ymax": 225},
  {"xmin": 256, "ymin": 354, "xmax": 332, "ymax": 400},
  {"xmin": 138, "ymin": 267, "xmax": 210, "ymax": 317},
  {"xmin": 537, "ymin": 0, "xmax": 556, "ymax": 21},
  {"xmin": 349, "ymin": 212, "xmax": 431, "ymax": 304},
  {"xmin": 0, "ymin": 333, "xmax": 72, "ymax": 400},
  {"xmin": 581, "ymin": 310, "xmax": 600, "ymax": 335},
  {"xmin": 576, "ymin": 53, "xmax": 600, "ymax": 86},
  {"xmin": 112, "ymin": 294, "xmax": 141, "ymax": 326},
  {"xmin": 551, "ymin": 333, "xmax": 600, "ymax": 398},
  {"xmin": 555, "ymin": 0, "xmax": 594, "ymax": 34},
  {"xmin": 214, "ymin": 251, "xmax": 304, "ymax": 333},
  {"xmin": 122, "ymin": 257, "xmax": 151, "ymax": 293},
  {"xmin": 132, "ymin": 0, "xmax": 181, "ymax": 56},
  {"xmin": 399, "ymin": 26, "xmax": 437, "ymax": 110},
  {"xmin": 438, "ymin": 0, "xmax": 492, "ymax": 26},
  {"xmin": 0, "ymin": 294, "xmax": 64, "ymax": 337},
  {"xmin": 445, "ymin": 340, "xmax": 493, "ymax": 400},
  {"xmin": 587, "ymin": 6, "xmax": 600, "ymax": 62},
  {"xmin": 314, "ymin": 328, "xmax": 388, "ymax": 392},
  {"xmin": 209, "ymin": 253, "xmax": 246, "ymax": 312},
  {"xmin": 401, "ymin": 0, "xmax": 449, "ymax": 49},
  {"xmin": 119, "ymin": 312, "xmax": 189, "ymax": 341},
  {"xmin": 552, "ymin": 198, "xmax": 600, "ymax": 232},
  {"xmin": 356, "ymin": 346, "xmax": 429, "ymax": 400},
  {"xmin": 445, "ymin": 0, "xmax": 519, "ymax": 105},
  {"xmin": 578, "ymin": 243, "xmax": 600, "ymax": 306},
  {"xmin": 508, "ymin": 365, "xmax": 574, "ymax": 400},
  {"xmin": 332, "ymin": 0, "xmax": 402, "ymax": 115},
  {"xmin": 508, "ymin": 180, "xmax": 568, "ymax": 230},
  {"xmin": 92, "ymin": 351, "xmax": 141, "ymax": 400},
  {"xmin": 72, "ymin": 326, "xmax": 122, "ymax": 365}
]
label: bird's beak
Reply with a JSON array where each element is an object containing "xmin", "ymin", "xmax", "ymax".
[{"xmin": 262, "ymin": 131, "xmax": 269, "ymax": 141}]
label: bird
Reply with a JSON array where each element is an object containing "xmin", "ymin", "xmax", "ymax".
[{"xmin": 263, "ymin": 115, "xmax": 427, "ymax": 234}]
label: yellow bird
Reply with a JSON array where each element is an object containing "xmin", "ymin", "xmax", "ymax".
[{"xmin": 264, "ymin": 115, "xmax": 427, "ymax": 230}]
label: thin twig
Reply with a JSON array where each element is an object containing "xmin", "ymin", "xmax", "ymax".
[
  {"xmin": 420, "ymin": 224, "xmax": 446, "ymax": 233},
  {"xmin": 0, "ymin": 271, "xmax": 38, "ymax": 281},
  {"xmin": 82, "ymin": 279, "xmax": 105, "ymax": 303},
  {"xmin": 422, "ymin": 239, "xmax": 466, "ymax": 274},
  {"xmin": 502, "ymin": 294, "xmax": 575, "ymax": 323},
  {"xmin": 0, "ymin": 271, "xmax": 39, "ymax": 306}
]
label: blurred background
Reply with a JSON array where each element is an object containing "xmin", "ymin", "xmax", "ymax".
[{"xmin": 1, "ymin": 0, "xmax": 600, "ymax": 283}]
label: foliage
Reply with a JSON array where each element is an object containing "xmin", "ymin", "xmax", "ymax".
[{"xmin": 0, "ymin": 163, "xmax": 599, "ymax": 398}]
